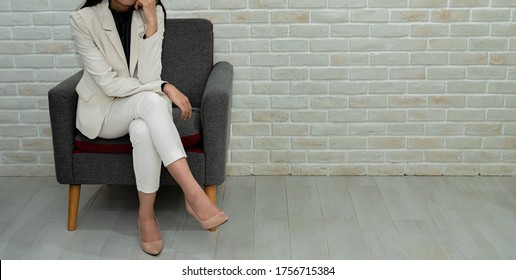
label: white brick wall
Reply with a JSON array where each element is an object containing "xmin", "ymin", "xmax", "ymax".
[{"xmin": 1, "ymin": 0, "xmax": 516, "ymax": 176}]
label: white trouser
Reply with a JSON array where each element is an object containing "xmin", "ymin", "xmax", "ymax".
[{"xmin": 98, "ymin": 91, "xmax": 187, "ymax": 193}]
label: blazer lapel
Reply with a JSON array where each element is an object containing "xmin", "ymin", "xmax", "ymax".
[
  {"xmin": 99, "ymin": 0, "xmax": 129, "ymax": 72},
  {"xmin": 130, "ymin": 10, "xmax": 146, "ymax": 77}
]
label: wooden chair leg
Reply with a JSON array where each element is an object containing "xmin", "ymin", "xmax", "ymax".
[
  {"xmin": 68, "ymin": 184, "xmax": 81, "ymax": 231},
  {"xmin": 204, "ymin": 184, "xmax": 218, "ymax": 232}
]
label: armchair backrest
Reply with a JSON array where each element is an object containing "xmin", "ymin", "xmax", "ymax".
[{"xmin": 161, "ymin": 18, "xmax": 214, "ymax": 108}]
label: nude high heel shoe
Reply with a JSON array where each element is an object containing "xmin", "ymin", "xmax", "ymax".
[
  {"xmin": 138, "ymin": 217, "xmax": 163, "ymax": 256},
  {"xmin": 185, "ymin": 200, "xmax": 229, "ymax": 230}
]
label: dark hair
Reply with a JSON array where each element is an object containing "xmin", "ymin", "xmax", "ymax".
[{"xmin": 81, "ymin": 0, "xmax": 166, "ymax": 18}]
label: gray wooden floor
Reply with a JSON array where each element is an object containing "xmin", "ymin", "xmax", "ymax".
[{"xmin": 0, "ymin": 176, "xmax": 515, "ymax": 260}]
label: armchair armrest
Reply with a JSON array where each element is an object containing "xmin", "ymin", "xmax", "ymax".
[
  {"xmin": 48, "ymin": 70, "xmax": 82, "ymax": 184},
  {"xmin": 201, "ymin": 61, "xmax": 233, "ymax": 185}
]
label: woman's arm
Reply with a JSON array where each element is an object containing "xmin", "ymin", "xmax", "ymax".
[{"xmin": 136, "ymin": 4, "xmax": 165, "ymax": 84}]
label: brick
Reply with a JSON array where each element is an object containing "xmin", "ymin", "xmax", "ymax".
[
  {"xmin": 491, "ymin": 54, "xmax": 516, "ymax": 65},
  {"xmin": 388, "ymin": 124, "xmax": 425, "ymax": 135},
  {"xmin": 446, "ymin": 137, "xmax": 483, "ymax": 149},
  {"xmin": 232, "ymin": 151, "xmax": 268, "ymax": 163},
  {"xmin": 232, "ymin": 40, "xmax": 270, "ymax": 52},
  {"xmin": 329, "ymin": 137, "xmax": 367, "ymax": 149},
  {"xmin": 467, "ymin": 96, "xmax": 504, "ymax": 107},
  {"xmin": 291, "ymin": 165, "xmax": 328, "ymax": 176},
  {"xmin": 0, "ymin": 139, "xmax": 20, "ymax": 150},
  {"xmin": 472, "ymin": 9, "xmax": 511, "ymax": 22},
  {"xmin": 464, "ymin": 151, "xmax": 501, "ymax": 162},
  {"xmin": 251, "ymin": 54, "xmax": 289, "ymax": 66},
  {"xmin": 0, "ymin": 55, "xmax": 13, "ymax": 68},
  {"xmin": 272, "ymin": 68, "xmax": 309, "ymax": 80},
  {"xmin": 0, "ymin": 166, "xmax": 23, "ymax": 176},
  {"xmin": 38, "ymin": 152, "xmax": 55, "ymax": 164},
  {"xmin": 311, "ymin": 96, "xmax": 348, "ymax": 109},
  {"xmin": 290, "ymin": 25, "xmax": 330, "ymax": 38},
  {"xmin": 252, "ymin": 110, "xmax": 289, "ymax": 122},
  {"xmin": 470, "ymin": 38, "xmax": 507, "ymax": 51},
  {"xmin": 451, "ymin": 24, "xmax": 490, "ymax": 36},
  {"xmin": 271, "ymin": 39, "xmax": 308, "ymax": 52},
  {"xmin": 347, "ymin": 151, "xmax": 384, "ymax": 163},
  {"xmin": 410, "ymin": 0, "xmax": 447, "ymax": 7},
  {"xmin": 408, "ymin": 137, "xmax": 444, "ymax": 149},
  {"xmin": 213, "ymin": 25, "xmax": 250, "ymax": 38},
  {"xmin": 408, "ymin": 109, "xmax": 445, "ymax": 121},
  {"xmin": 388, "ymin": 96, "xmax": 426, "ymax": 108},
  {"xmin": 232, "ymin": 96, "xmax": 270, "ymax": 109},
  {"xmin": 351, "ymin": 10, "xmax": 389, "ymax": 22},
  {"xmin": 503, "ymin": 151, "xmax": 516, "ymax": 163},
  {"xmin": 289, "ymin": 0, "xmax": 327, "ymax": 8},
  {"xmin": 0, "ymin": 112, "xmax": 18, "ymax": 123},
  {"xmin": 272, "ymin": 124, "xmax": 309, "ymax": 136},
  {"xmin": 411, "ymin": 53, "xmax": 449, "ymax": 65},
  {"xmin": 372, "ymin": 54, "xmax": 409, "ymax": 66},
  {"xmin": 408, "ymin": 81, "xmax": 446, "ymax": 94},
  {"xmin": 232, "ymin": 124, "xmax": 270, "ymax": 136},
  {"xmin": 489, "ymin": 82, "xmax": 516, "ymax": 93},
  {"xmin": 291, "ymin": 111, "xmax": 327, "ymax": 122},
  {"xmin": 428, "ymin": 96, "xmax": 466, "ymax": 107},
  {"xmin": 15, "ymin": 55, "xmax": 53, "ymax": 68},
  {"xmin": 13, "ymin": 27, "xmax": 51, "ymax": 40},
  {"xmin": 405, "ymin": 165, "xmax": 444, "ymax": 176},
  {"xmin": 445, "ymin": 165, "xmax": 481, "ymax": 176},
  {"xmin": 0, "ymin": 97, "xmax": 36, "ymax": 109},
  {"xmin": 292, "ymin": 137, "xmax": 328, "ymax": 149},
  {"xmin": 350, "ymin": 68, "xmax": 388, "ymax": 80},
  {"xmin": 368, "ymin": 137, "xmax": 405, "ymax": 149},
  {"xmin": 386, "ymin": 151, "xmax": 424, "ymax": 163},
  {"xmin": 168, "ymin": 0, "xmax": 210, "ymax": 9},
  {"xmin": 311, "ymin": 124, "xmax": 349, "ymax": 136},
  {"xmin": 367, "ymin": 164, "xmax": 405, "ymax": 176},
  {"xmin": 290, "ymin": 54, "xmax": 329, "ymax": 66},
  {"xmin": 349, "ymin": 39, "xmax": 388, "ymax": 51},
  {"xmin": 468, "ymin": 67, "xmax": 507, "ymax": 79},
  {"xmin": 451, "ymin": 0, "xmax": 489, "ymax": 7},
  {"xmin": 349, "ymin": 124, "xmax": 386, "ymax": 135},
  {"xmin": 226, "ymin": 164, "xmax": 251, "ymax": 176},
  {"xmin": 329, "ymin": 110, "xmax": 367, "ymax": 122},
  {"xmin": 451, "ymin": 53, "xmax": 488, "ymax": 65},
  {"xmin": 427, "ymin": 124, "xmax": 464, "ymax": 135},
  {"xmin": 271, "ymin": 11, "xmax": 309, "ymax": 23},
  {"xmin": 311, "ymin": 11, "xmax": 349, "ymax": 23},
  {"xmin": 252, "ymin": 164, "xmax": 290, "ymax": 175},
  {"xmin": 369, "ymin": 110, "xmax": 406, "ymax": 122},
  {"xmin": 465, "ymin": 123, "xmax": 503, "ymax": 135},
  {"xmin": 331, "ymin": 24, "xmax": 369, "ymax": 37},
  {"xmin": 214, "ymin": 54, "xmax": 250, "ymax": 66},
  {"xmin": 431, "ymin": 9, "xmax": 470, "ymax": 22},
  {"xmin": 21, "ymin": 138, "xmax": 52, "ymax": 150},
  {"xmin": 331, "ymin": 53, "xmax": 369, "ymax": 66},
  {"xmin": 328, "ymin": 0, "xmax": 367, "ymax": 8},
  {"xmin": 290, "ymin": 82, "xmax": 328, "ymax": 94},
  {"xmin": 20, "ymin": 111, "xmax": 51, "ymax": 123},
  {"xmin": 350, "ymin": 96, "xmax": 387, "ymax": 108},
  {"xmin": 491, "ymin": 23, "xmax": 516, "ymax": 36},
  {"xmin": 390, "ymin": 67, "xmax": 424, "ymax": 79},
  {"xmin": 492, "ymin": 0, "xmax": 516, "ymax": 7},
  {"xmin": 255, "ymin": 137, "xmax": 290, "ymax": 149},
  {"xmin": 271, "ymin": 96, "xmax": 309, "ymax": 108},
  {"xmin": 487, "ymin": 109, "xmax": 516, "ymax": 121},
  {"xmin": 234, "ymin": 67, "xmax": 270, "ymax": 80},
  {"xmin": 311, "ymin": 68, "xmax": 348, "ymax": 80},
  {"xmin": 249, "ymin": 0, "xmax": 287, "ymax": 8},
  {"xmin": 35, "ymin": 41, "xmax": 74, "ymax": 54},
  {"xmin": 311, "ymin": 39, "xmax": 349, "ymax": 52},
  {"xmin": 369, "ymin": 82, "xmax": 407, "ymax": 94},
  {"xmin": 429, "ymin": 38, "xmax": 467, "ymax": 51},
  {"xmin": 329, "ymin": 165, "xmax": 366, "ymax": 176},
  {"xmin": 0, "ymin": 42, "xmax": 34, "ymax": 54},
  {"xmin": 390, "ymin": 10, "xmax": 429, "ymax": 22},
  {"xmin": 230, "ymin": 137, "xmax": 253, "ymax": 149},
  {"xmin": 330, "ymin": 82, "xmax": 367, "ymax": 94},
  {"xmin": 2, "ymin": 152, "xmax": 37, "ymax": 163},
  {"xmin": 252, "ymin": 82, "xmax": 289, "ymax": 94},
  {"xmin": 389, "ymin": 39, "xmax": 427, "ymax": 51},
  {"xmin": 410, "ymin": 24, "xmax": 449, "ymax": 37},
  {"xmin": 0, "ymin": 13, "xmax": 32, "ymax": 25},
  {"xmin": 308, "ymin": 151, "xmax": 347, "ymax": 163},
  {"xmin": 211, "ymin": 0, "xmax": 246, "ymax": 9},
  {"xmin": 270, "ymin": 151, "xmax": 306, "ymax": 163},
  {"xmin": 232, "ymin": 11, "xmax": 269, "ymax": 23},
  {"xmin": 447, "ymin": 81, "xmax": 486, "ymax": 93},
  {"xmin": 480, "ymin": 165, "xmax": 514, "ymax": 176},
  {"xmin": 426, "ymin": 151, "xmax": 462, "ymax": 162}
]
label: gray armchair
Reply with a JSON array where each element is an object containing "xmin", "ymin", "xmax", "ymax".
[{"xmin": 48, "ymin": 19, "xmax": 233, "ymax": 231}]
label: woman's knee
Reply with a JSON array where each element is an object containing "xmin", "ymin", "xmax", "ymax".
[{"xmin": 128, "ymin": 119, "xmax": 151, "ymax": 145}]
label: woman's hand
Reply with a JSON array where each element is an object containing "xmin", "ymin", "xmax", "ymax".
[
  {"xmin": 134, "ymin": 0, "xmax": 158, "ymax": 38},
  {"xmin": 163, "ymin": 83, "xmax": 192, "ymax": 120}
]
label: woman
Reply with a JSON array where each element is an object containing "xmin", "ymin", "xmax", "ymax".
[{"xmin": 70, "ymin": 0, "xmax": 228, "ymax": 256}]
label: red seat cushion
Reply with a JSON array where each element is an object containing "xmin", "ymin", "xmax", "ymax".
[{"xmin": 74, "ymin": 108, "xmax": 203, "ymax": 154}]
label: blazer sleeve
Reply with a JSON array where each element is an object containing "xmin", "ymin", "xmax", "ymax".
[
  {"xmin": 70, "ymin": 12, "xmax": 162, "ymax": 98},
  {"xmin": 137, "ymin": 7, "xmax": 165, "ymax": 85}
]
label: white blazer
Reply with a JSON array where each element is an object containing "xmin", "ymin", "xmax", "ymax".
[{"xmin": 70, "ymin": 0, "xmax": 166, "ymax": 139}]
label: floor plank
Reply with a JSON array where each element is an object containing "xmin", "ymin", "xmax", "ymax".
[
  {"xmin": 316, "ymin": 176, "xmax": 355, "ymax": 220},
  {"xmin": 286, "ymin": 177, "xmax": 323, "ymax": 221},
  {"xmin": 289, "ymin": 219, "xmax": 329, "ymax": 260},
  {"xmin": 324, "ymin": 220, "xmax": 370, "ymax": 259},
  {"xmin": 255, "ymin": 176, "xmax": 288, "ymax": 220},
  {"xmin": 375, "ymin": 177, "xmax": 424, "ymax": 220},
  {"xmin": 254, "ymin": 220, "xmax": 290, "ymax": 260},
  {"xmin": 348, "ymin": 183, "xmax": 408, "ymax": 259}
]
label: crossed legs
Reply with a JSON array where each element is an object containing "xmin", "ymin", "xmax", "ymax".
[{"xmin": 98, "ymin": 92, "xmax": 223, "ymax": 247}]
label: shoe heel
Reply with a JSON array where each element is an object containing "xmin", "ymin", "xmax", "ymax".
[{"xmin": 185, "ymin": 200, "xmax": 229, "ymax": 230}]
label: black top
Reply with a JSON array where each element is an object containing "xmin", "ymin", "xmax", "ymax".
[{"xmin": 110, "ymin": 6, "xmax": 133, "ymax": 66}]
